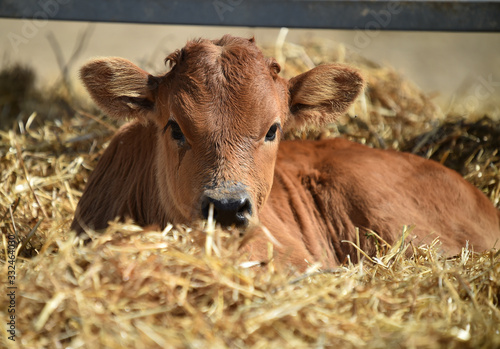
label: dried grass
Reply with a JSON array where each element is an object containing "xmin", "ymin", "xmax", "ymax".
[{"xmin": 1, "ymin": 38, "xmax": 500, "ymax": 348}]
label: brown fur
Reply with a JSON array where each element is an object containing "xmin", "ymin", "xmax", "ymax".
[{"xmin": 72, "ymin": 35, "xmax": 500, "ymax": 270}]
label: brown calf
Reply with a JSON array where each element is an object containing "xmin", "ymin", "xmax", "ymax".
[{"xmin": 72, "ymin": 35, "xmax": 500, "ymax": 269}]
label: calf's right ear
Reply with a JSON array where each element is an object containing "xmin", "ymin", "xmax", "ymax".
[{"xmin": 80, "ymin": 58, "xmax": 159, "ymax": 121}]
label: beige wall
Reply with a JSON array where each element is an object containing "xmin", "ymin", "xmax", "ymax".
[{"xmin": 1, "ymin": 18, "xmax": 499, "ymax": 111}]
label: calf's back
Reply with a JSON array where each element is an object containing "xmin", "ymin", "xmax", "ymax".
[{"xmin": 253, "ymin": 138, "xmax": 500, "ymax": 267}]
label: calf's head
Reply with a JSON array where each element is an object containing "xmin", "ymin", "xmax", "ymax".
[{"xmin": 80, "ymin": 35, "xmax": 364, "ymax": 228}]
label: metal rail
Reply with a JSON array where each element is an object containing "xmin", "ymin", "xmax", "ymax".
[{"xmin": 0, "ymin": 0, "xmax": 499, "ymax": 32}]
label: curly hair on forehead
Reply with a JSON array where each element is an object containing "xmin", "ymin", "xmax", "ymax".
[{"xmin": 164, "ymin": 35, "xmax": 261, "ymax": 69}]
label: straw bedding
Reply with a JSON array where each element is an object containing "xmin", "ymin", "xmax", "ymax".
[{"xmin": 1, "ymin": 39, "xmax": 499, "ymax": 348}]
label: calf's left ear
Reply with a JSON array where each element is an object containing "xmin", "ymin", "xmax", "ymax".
[
  {"xmin": 80, "ymin": 57, "xmax": 159, "ymax": 122},
  {"xmin": 286, "ymin": 64, "xmax": 364, "ymax": 131}
]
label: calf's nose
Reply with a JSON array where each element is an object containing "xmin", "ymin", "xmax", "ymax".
[{"xmin": 201, "ymin": 192, "xmax": 252, "ymax": 227}]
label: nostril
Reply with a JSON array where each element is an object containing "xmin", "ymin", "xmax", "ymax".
[
  {"xmin": 201, "ymin": 197, "xmax": 216, "ymax": 220},
  {"xmin": 237, "ymin": 197, "xmax": 251, "ymax": 216}
]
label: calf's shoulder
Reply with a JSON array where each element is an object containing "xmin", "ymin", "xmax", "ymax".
[{"xmin": 71, "ymin": 121, "xmax": 164, "ymax": 233}]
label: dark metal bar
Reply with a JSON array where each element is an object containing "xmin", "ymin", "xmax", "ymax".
[{"xmin": 0, "ymin": 0, "xmax": 499, "ymax": 32}]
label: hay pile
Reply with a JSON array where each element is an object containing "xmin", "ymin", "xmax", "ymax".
[{"xmin": 1, "ymin": 38, "xmax": 500, "ymax": 348}]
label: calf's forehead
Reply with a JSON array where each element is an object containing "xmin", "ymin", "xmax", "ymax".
[{"xmin": 159, "ymin": 37, "xmax": 287, "ymax": 134}]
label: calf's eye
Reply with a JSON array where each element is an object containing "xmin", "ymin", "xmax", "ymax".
[
  {"xmin": 265, "ymin": 123, "xmax": 280, "ymax": 142},
  {"xmin": 163, "ymin": 120, "xmax": 186, "ymax": 144}
]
